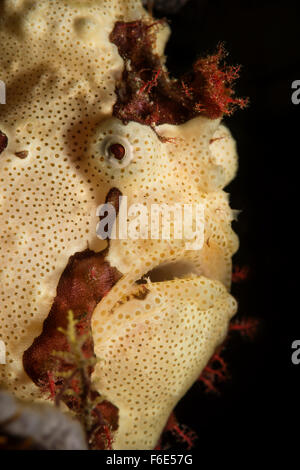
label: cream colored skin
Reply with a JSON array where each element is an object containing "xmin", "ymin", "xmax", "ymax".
[{"xmin": 0, "ymin": 0, "xmax": 239, "ymax": 449}]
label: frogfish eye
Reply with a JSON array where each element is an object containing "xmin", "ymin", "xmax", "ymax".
[
  {"xmin": 103, "ymin": 136, "xmax": 133, "ymax": 169},
  {"xmin": 109, "ymin": 143, "xmax": 125, "ymax": 161}
]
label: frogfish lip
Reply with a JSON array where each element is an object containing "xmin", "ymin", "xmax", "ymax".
[
  {"xmin": 91, "ymin": 254, "xmax": 237, "ymax": 450},
  {"xmin": 136, "ymin": 259, "xmax": 200, "ymax": 284}
]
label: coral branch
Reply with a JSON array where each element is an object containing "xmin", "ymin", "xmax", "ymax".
[
  {"xmin": 229, "ymin": 318, "xmax": 259, "ymax": 339},
  {"xmin": 163, "ymin": 412, "xmax": 197, "ymax": 450},
  {"xmin": 198, "ymin": 346, "xmax": 228, "ymax": 393}
]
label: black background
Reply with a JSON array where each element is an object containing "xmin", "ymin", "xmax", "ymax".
[{"xmin": 152, "ymin": 0, "xmax": 300, "ymax": 451}]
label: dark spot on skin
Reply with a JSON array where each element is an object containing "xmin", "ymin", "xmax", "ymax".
[
  {"xmin": 0, "ymin": 131, "xmax": 8, "ymax": 154},
  {"xmin": 133, "ymin": 285, "xmax": 150, "ymax": 300},
  {"xmin": 99, "ymin": 187, "xmax": 123, "ymax": 240},
  {"xmin": 15, "ymin": 151, "xmax": 28, "ymax": 159},
  {"xmin": 109, "ymin": 143, "xmax": 125, "ymax": 161},
  {"xmin": 105, "ymin": 187, "xmax": 122, "ymax": 215}
]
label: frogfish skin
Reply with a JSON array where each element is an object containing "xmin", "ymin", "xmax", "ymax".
[{"xmin": 0, "ymin": 0, "xmax": 244, "ymax": 450}]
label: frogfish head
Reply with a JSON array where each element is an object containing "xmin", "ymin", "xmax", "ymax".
[{"xmin": 0, "ymin": 0, "xmax": 244, "ymax": 450}]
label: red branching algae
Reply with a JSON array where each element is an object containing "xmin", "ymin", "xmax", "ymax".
[
  {"xmin": 47, "ymin": 371, "xmax": 56, "ymax": 401},
  {"xmin": 198, "ymin": 346, "xmax": 228, "ymax": 393},
  {"xmin": 103, "ymin": 424, "xmax": 113, "ymax": 450},
  {"xmin": 229, "ymin": 317, "xmax": 259, "ymax": 339},
  {"xmin": 138, "ymin": 68, "xmax": 162, "ymax": 94},
  {"xmin": 110, "ymin": 20, "xmax": 248, "ymax": 129},
  {"xmin": 162, "ymin": 412, "xmax": 197, "ymax": 450},
  {"xmin": 198, "ymin": 316, "xmax": 259, "ymax": 393},
  {"xmin": 232, "ymin": 265, "xmax": 250, "ymax": 283},
  {"xmin": 189, "ymin": 43, "xmax": 249, "ymax": 119}
]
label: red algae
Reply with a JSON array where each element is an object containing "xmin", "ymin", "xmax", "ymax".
[{"xmin": 110, "ymin": 21, "xmax": 248, "ymax": 128}]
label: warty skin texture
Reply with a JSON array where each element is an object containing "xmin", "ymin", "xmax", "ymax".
[{"xmin": 0, "ymin": 0, "xmax": 239, "ymax": 449}]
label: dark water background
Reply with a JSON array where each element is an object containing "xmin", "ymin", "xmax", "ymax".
[{"xmin": 154, "ymin": 0, "xmax": 299, "ymax": 451}]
